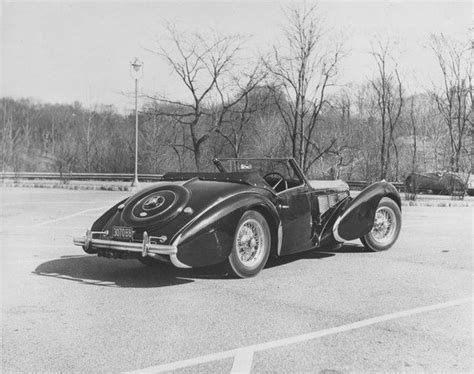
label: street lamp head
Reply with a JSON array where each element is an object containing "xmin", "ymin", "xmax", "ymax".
[{"xmin": 131, "ymin": 58, "xmax": 142, "ymax": 72}]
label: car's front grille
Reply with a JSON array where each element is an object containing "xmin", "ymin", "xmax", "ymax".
[{"xmin": 318, "ymin": 191, "xmax": 349, "ymax": 214}]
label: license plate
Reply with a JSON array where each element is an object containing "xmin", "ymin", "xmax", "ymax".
[{"xmin": 112, "ymin": 226, "xmax": 134, "ymax": 240}]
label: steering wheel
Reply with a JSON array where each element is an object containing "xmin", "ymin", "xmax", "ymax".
[{"xmin": 263, "ymin": 172, "xmax": 288, "ymax": 192}]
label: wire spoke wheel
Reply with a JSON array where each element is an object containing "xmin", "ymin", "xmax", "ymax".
[
  {"xmin": 236, "ymin": 219, "xmax": 265, "ymax": 267},
  {"xmin": 361, "ymin": 197, "xmax": 401, "ymax": 252},
  {"xmin": 228, "ymin": 211, "xmax": 271, "ymax": 278},
  {"xmin": 371, "ymin": 206, "xmax": 397, "ymax": 245}
]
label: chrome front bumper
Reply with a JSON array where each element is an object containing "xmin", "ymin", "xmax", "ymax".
[{"xmin": 73, "ymin": 230, "xmax": 177, "ymax": 257}]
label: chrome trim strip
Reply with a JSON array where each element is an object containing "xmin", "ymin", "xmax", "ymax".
[
  {"xmin": 332, "ymin": 215, "xmax": 345, "ymax": 243},
  {"xmin": 73, "ymin": 235, "xmax": 177, "ymax": 255},
  {"xmin": 169, "ymin": 255, "xmax": 191, "ymax": 268},
  {"xmin": 277, "ymin": 223, "xmax": 283, "ymax": 256},
  {"xmin": 170, "ymin": 234, "xmax": 191, "ymax": 268},
  {"xmin": 74, "ymin": 230, "xmax": 191, "ymax": 268},
  {"xmin": 142, "ymin": 231, "xmax": 149, "ymax": 257},
  {"xmin": 147, "ymin": 253, "xmax": 169, "ymax": 262},
  {"xmin": 331, "ymin": 195, "xmax": 356, "ymax": 243},
  {"xmin": 73, "ymin": 236, "xmax": 86, "ymax": 247},
  {"xmin": 172, "ymin": 233, "xmax": 182, "ymax": 246},
  {"xmin": 81, "ymin": 230, "xmax": 109, "ymax": 251}
]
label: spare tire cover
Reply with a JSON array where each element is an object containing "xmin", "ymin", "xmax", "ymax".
[{"xmin": 122, "ymin": 185, "xmax": 190, "ymax": 227}]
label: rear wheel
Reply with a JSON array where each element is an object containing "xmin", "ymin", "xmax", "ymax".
[
  {"xmin": 227, "ymin": 210, "xmax": 271, "ymax": 278},
  {"xmin": 361, "ymin": 198, "xmax": 401, "ymax": 252}
]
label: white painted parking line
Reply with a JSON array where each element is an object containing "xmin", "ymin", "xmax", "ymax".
[
  {"xmin": 2, "ymin": 244, "xmax": 69, "ymax": 248},
  {"xmin": 230, "ymin": 349, "xmax": 254, "ymax": 374},
  {"xmin": 5, "ymin": 226, "xmax": 86, "ymax": 230},
  {"xmin": 2, "ymin": 201, "xmax": 119, "ymax": 207},
  {"xmin": 36, "ymin": 272, "xmax": 118, "ymax": 286},
  {"xmin": 125, "ymin": 297, "xmax": 472, "ymax": 374},
  {"xmin": 32, "ymin": 206, "xmax": 110, "ymax": 227}
]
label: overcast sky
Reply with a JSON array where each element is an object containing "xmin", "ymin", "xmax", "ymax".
[{"xmin": 1, "ymin": 1, "xmax": 471, "ymax": 113}]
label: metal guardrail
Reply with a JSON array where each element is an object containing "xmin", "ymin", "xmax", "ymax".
[
  {"xmin": 0, "ymin": 172, "xmax": 163, "ymax": 182},
  {"xmin": 0, "ymin": 172, "xmax": 406, "ymax": 191}
]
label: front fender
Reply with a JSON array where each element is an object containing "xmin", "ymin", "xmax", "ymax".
[
  {"xmin": 173, "ymin": 192, "xmax": 280, "ymax": 267},
  {"xmin": 333, "ymin": 181, "xmax": 401, "ymax": 242}
]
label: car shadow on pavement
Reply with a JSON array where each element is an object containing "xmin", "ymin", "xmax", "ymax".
[
  {"xmin": 33, "ymin": 244, "xmax": 364, "ymax": 287},
  {"xmin": 263, "ymin": 243, "xmax": 365, "ymax": 268},
  {"xmin": 324, "ymin": 243, "xmax": 367, "ymax": 253},
  {"xmin": 266, "ymin": 250, "xmax": 335, "ymax": 268},
  {"xmin": 33, "ymin": 255, "xmax": 195, "ymax": 288}
]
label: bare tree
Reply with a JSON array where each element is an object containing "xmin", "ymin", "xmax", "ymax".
[
  {"xmin": 1, "ymin": 99, "xmax": 31, "ymax": 171},
  {"xmin": 1, "ymin": 99, "xmax": 6, "ymax": 173},
  {"xmin": 404, "ymin": 95, "xmax": 418, "ymax": 198},
  {"xmin": 430, "ymin": 33, "xmax": 472, "ymax": 172},
  {"xmin": 214, "ymin": 84, "xmax": 273, "ymax": 158},
  {"xmin": 78, "ymin": 110, "xmax": 96, "ymax": 173},
  {"xmin": 369, "ymin": 39, "xmax": 404, "ymax": 179},
  {"xmin": 265, "ymin": 3, "xmax": 343, "ymax": 173},
  {"xmin": 215, "ymin": 93, "xmax": 254, "ymax": 158},
  {"xmin": 170, "ymin": 122, "xmax": 189, "ymax": 172},
  {"xmin": 470, "ymin": 52, "xmax": 474, "ymax": 174},
  {"xmin": 327, "ymin": 89, "xmax": 359, "ymax": 179},
  {"xmin": 149, "ymin": 26, "xmax": 263, "ymax": 171},
  {"xmin": 350, "ymin": 85, "xmax": 379, "ymax": 181}
]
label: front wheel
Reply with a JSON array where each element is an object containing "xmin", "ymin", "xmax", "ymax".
[
  {"xmin": 227, "ymin": 210, "xmax": 271, "ymax": 278},
  {"xmin": 361, "ymin": 197, "xmax": 401, "ymax": 252}
]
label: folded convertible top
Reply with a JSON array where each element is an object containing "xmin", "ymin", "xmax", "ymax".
[{"xmin": 162, "ymin": 171, "xmax": 271, "ymax": 190}]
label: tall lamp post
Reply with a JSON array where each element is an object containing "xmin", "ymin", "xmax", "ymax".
[{"xmin": 130, "ymin": 58, "xmax": 143, "ymax": 187}]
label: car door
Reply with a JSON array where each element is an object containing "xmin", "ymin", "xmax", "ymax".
[{"xmin": 277, "ymin": 185, "xmax": 313, "ymax": 255}]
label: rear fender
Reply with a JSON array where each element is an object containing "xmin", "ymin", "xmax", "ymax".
[
  {"xmin": 333, "ymin": 182, "xmax": 401, "ymax": 242},
  {"xmin": 91, "ymin": 198, "xmax": 128, "ymax": 232},
  {"xmin": 173, "ymin": 192, "xmax": 280, "ymax": 267}
]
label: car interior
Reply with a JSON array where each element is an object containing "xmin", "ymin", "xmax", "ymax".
[
  {"xmin": 218, "ymin": 158, "xmax": 305, "ymax": 194},
  {"xmin": 262, "ymin": 172, "xmax": 303, "ymax": 193}
]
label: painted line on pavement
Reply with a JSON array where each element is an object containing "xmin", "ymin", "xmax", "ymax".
[
  {"xmin": 32, "ymin": 206, "xmax": 110, "ymax": 227},
  {"xmin": 2, "ymin": 244, "xmax": 70, "ymax": 248},
  {"xmin": 125, "ymin": 297, "xmax": 472, "ymax": 374},
  {"xmin": 2, "ymin": 201, "xmax": 119, "ymax": 207},
  {"xmin": 36, "ymin": 272, "xmax": 118, "ymax": 287},
  {"xmin": 230, "ymin": 349, "xmax": 254, "ymax": 374},
  {"xmin": 6, "ymin": 226, "xmax": 87, "ymax": 230}
]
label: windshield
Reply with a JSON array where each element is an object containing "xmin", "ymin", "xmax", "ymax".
[{"xmin": 217, "ymin": 158, "xmax": 305, "ymax": 191}]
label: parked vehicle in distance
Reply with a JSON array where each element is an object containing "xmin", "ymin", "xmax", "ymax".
[
  {"xmin": 405, "ymin": 172, "xmax": 467, "ymax": 196},
  {"xmin": 74, "ymin": 158, "xmax": 402, "ymax": 278}
]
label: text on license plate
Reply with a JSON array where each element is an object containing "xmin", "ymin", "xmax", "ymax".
[{"xmin": 112, "ymin": 226, "xmax": 134, "ymax": 240}]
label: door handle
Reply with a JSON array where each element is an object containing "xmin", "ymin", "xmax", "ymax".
[{"xmin": 278, "ymin": 203, "xmax": 290, "ymax": 209}]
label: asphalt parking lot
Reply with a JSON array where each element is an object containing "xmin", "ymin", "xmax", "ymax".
[{"xmin": 1, "ymin": 187, "xmax": 472, "ymax": 373}]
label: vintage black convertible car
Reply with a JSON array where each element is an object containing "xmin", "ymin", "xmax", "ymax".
[{"xmin": 73, "ymin": 158, "xmax": 402, "ymax": 278}]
